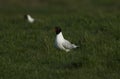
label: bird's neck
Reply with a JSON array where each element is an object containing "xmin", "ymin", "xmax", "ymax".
[
  {"xmin": 27, "ymin": 15, "xmax": 32, "ymax": 20},
  {"xmin": 57, "ymin": 32, "xmax": 64, "ymax": 40}
]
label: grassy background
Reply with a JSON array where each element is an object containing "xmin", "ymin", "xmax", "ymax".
[{"xmin": 0, "ymin": 0, "xmax": 120, "ymax": 79}]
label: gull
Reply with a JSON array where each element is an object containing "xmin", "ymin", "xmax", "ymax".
[
  {"xmin": 54, "ymin": 27, "xmax": 79, "ymax": 52},
  {"xmin": 24, "ymin": 14, "xmax": 35, "ymax": 23}
]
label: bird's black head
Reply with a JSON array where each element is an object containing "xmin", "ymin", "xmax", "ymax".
[
  {"xmin": 55, "ymin": 27, "xmax": 62, "ymax": 35},
  {"xmin": 24, "ymin": 14, "xmax": 28, "ymax": 19}
]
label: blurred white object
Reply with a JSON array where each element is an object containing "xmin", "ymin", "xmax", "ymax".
[{"xmin": 24, "ymin": 14, "xmax": 35, "ymax": 23}]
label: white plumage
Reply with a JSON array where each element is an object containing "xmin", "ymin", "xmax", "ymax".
[
  {"xmin": 55, "ymin": 27, "xmax": 78, "ymax": 52},
  {"xmin": 25, "ymin": 14, "xmax": 34, "ymax": 23}
]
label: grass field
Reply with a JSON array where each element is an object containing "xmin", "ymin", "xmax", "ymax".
[{"xmin": 0, "ymin": 0, "xmax": 120, "ymax": 79}]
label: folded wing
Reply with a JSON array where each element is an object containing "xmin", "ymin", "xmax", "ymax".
[{"xmin": 62, "ymin": 39, "xmax": 78, "ymax": 49}]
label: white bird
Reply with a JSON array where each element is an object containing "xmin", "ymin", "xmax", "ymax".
[
  {"xmin": 24, "ymin": 14, "xmax": 35, "ymax": 23},
  {"xmin": 54, "ymin": 27, "xmax": 79, "ymax": 52}
]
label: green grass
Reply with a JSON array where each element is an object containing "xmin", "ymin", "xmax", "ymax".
[{"xmin": 0, "ymin": 0, "xmax": 120, "ymax": 79}]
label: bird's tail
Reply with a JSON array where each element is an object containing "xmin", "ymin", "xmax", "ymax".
[{"xmin": 72, "ymin": 44, "xmax": 79, "ymax": 48}]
